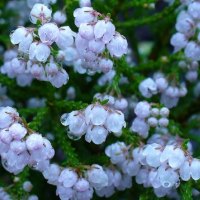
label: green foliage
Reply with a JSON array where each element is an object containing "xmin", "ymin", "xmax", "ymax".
[
  {"xmin": 180, "ymin": 181, "xmax": 193, "ymax": 200},
  {"xmin": 10, "ymin": 168, "xmax": 30, "ymax": 199},
  {"xmin": 139, "ymin": 189, "xmax": 161, "ymax": 200},
  {"xmin": 116, "ymin": 0, "xmax": 180, "ymax": 28}
]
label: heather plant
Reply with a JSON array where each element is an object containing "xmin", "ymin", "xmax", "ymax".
[{"xmin": 0, "ymin": 0, "xmax": 200, "ymax": 200}]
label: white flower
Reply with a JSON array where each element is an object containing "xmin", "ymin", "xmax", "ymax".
[
  {"xmin": 114, "ymin": 98, "xmax": 128, "ymax": 111},
  {"xmin": 0, "ymin": 129, "xmax": 12, "ymax": 144},
  {"xmin": 43, "ymin": 163, "xmax": 61, "ymax": 185},
  {"xmin": 73, "ymin": 7, "xmax": 96, "ymax": 27},
  {"xmin": 160, "ymin": 92, "xmax": 179, "ymax": 108},
  {"xmin": 165, "ymin": 86, "xmax": 179, "ymax": 98},
  {"xmin": 0, "ymin": 107, "xmax": 19, "ymax": 129},
  {"xmin": 99, "ymin": 58, "xmax": 113, "ymax": 73},
  {"xmin": 23, "ymin": 181, "xmax": 33, "ymax": 192},
  {"xmin": 29, "ymin": 42, "xmax": 50, "ymax": 62},
  {"xmin": 85, "ymin": 125, "xmax": 108, "ymax": 144},
  {"xmin": 122, "ymin": 159, "xmax": 140, "ymax": 176},
  {"xmin": 30, "ymin": 64, "xmax": 45, "ymax": 79},
  {"xmin": 170, "ymin": 32, "xmax": 188, "ymax": 52},
  {"xmin": 159, "ymin": 107, "xmax": 170, "ymax": 117},
  {"xmin": 79, "ymin": 23, "xmax": 94, "ymax": 40},
  {"xmin": 175, "ymin": 11, "xmax": 194, "ymax": 35},
  {"xmin": 45, "ymin": 62, "xmax": 59, "ymax": 76},
  {"xmin": 10, "ymin": 58, "xmax": 26, "ymax": 74},
  {"xmin": 87, "ymin": 164, "xmax": 108, "ymax": 190},
  {"xmin": 185, "ymin": 42, "xmax": 200, "ymax": 61},
  {"xmin": 116, "ymin": 174, "xmax": 132, "ymax": 191},
  {"xmin": 142, "ymin": 143, "xmax": 162, "ymax": 168},
  {"xmin": 155, "ymin": 77, "xmax": 168, "ymax": 92},
  {"xmin": 53, "ymin": 11, "xmax": 67, "ymax": 24},
  {"xmin": 107, "ymin": 33, "xmax": 128, "ymax": 58},
  {"xmin": 30, "ymin": 3, "xmax": 52, "ymax": 24},
  {"xmin": 38, "ymin": 23, "xmax": 59, "ymax": 45},
  {"xmin": 93, "ymin": 20, "xmax": 115, "ymax": 43},
  {"xmin": 179, "ymin": 158, "xmax": 200, "ymax": 181},
  {"xmin": 190, "ymin": 159, "xmax": 200, "ymax": 180},
  {"xmin": 63, "ymin": 47, "xmax": 78, "ymax": 62},
  {"xmin": 10, "ymin": 27, "xmax": 33, "ymax": 47},
  {"xmin": 131, "ymin": 117, "xmax": 149, "ymax": 138},
  {"xmin": 9, "ymin": 123, "xmax": 27, "ymax": 140},
  {"xmin": 88, "ymin": 39, "xmax": 105, "ymax": 54},
  {"xmin": 158, "ymin": 118, "xmax": 169, "ymax": 127},
  {"xmin": 75, "ymin": 33, "xmax": 89, "ymax": 53},
  {"xmin": 56, "ymin": 185, "xmax": 74, "ymax": 200},
  {"xmin": 16, "ymin": 74, "xmax": 33, "ymax": 87},
  {"xmin": 0, "ymin": 187, "xmax": 11, "ymax": 200},
  {"xmin": 158, "ymin": 166, "xmax": 179, "ymax": 188},
  {"xmin": 58, "ymin": 168, "xmax": 78, "ymax": 188},
  {"xmin": 105, "ymin": 142, "xmax": 127, "ymax": 164},
  {"xmin": 26, "ymin": 133, "xmax": 44, "ymax": 151},
  {"xmin": 84, "ymin": 104, "xmax": 108, "ymax": 126},
  {"xmin": 135, "ymin": 168, "xmax": 149, "ymax": 184},
  {"xmin": 150, "ymin": 108, "xmax": 159, "ymax": 117},
  {"xmin": 48, "ymin": 69, "xmax": 69, "ymax": 88},
  {"xmin": 63, "ymin": 111, "xmax": 87, "ymax": 136},
  {"xmin": 147, "ymin": 117, "xmax": 158, "ymax": 127},
  {"xmin": 74, "ymin": 178, "xmax": 90, "ymax": 192},
  {"xmin": 105, "ymin": 111, "xmax": 126, "ymax": 135},
  {"xmin": 160, "ymin": 145, "xmax": 185, "ymax": 169},
  {"xmin": 56, "ymin": 26, "xmax": 76, "ymax": 50},
  {"xmin": 139, "ymin": 78, "xmax": 157, "ymax": 98},
  {"xmin": 188, "ymin": 1, "xmax": 200, "ymax": 20},
  {"xmin": 134, "ymin": 101, "xmax": 151, "ymax": 119}
]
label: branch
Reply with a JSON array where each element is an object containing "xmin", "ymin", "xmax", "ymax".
[{"xmin": 116, "ymin": 0, "xmax": 179, "ymax": 28}]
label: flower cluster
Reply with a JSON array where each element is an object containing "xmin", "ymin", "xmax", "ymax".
[
  {"xmin": 131, "ymin": 101, "xmax": 170, "ymax": 138},
  {"xmin": 106, "ymin": 133, "xmax": 200, "ymax": 198},
  {"xmin": 95, "ymin": 167, "xmax": 132, "ymax": 198},
  {"xmin": 139, "ymin": 73, "xmax": 187, "ymax": 108},
  {"xmin": 0, "ymin": 106, "xmax": 127, "ymax": 199},
  {"xmin": 1, "ymin": 3, "xmax": 128, "ymax": 87},
  {"xmin": 170, "ymin": 0, "xmax": 200, "ymax": 61},
  {"xmin": 1, "ymin": 4, "xmax": 72, "ymax": 88},
  {"xmin": 0, "ymin": 106, "xmax": 54, "ymax": 174},
  {"xmin": 43, "ymin": 163, "xmax": 108, "ymax": 200},
  {"xmin": 43, "ymin": 164, "xmax": 93, "ymax": 200},
  {"xmin": 42, "ymin": 161, "xmax": 132, "ymax": 200},
  {"xmin": 60, "ymin": 102, "xmax": 126, "ymax": 144},
  {"xmin": 73, "ymin": 6, "xmax": 128, "ymax": 74}
]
